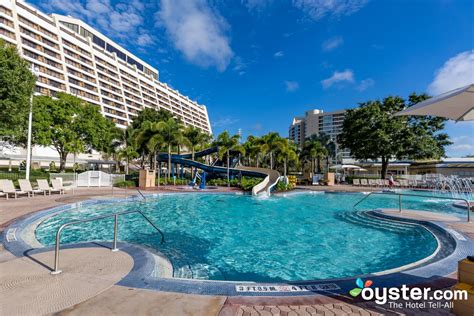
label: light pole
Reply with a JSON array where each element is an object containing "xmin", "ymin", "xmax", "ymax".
[{"xmin": 25, "ymin": 64, "xmax": 39, "ymax": 180}]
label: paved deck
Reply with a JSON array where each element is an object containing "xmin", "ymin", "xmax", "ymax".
[
  {"xmin": 0, "ymin": 247, "xmax": 133, "ymax": 315},
  {"xmin": 0, "ymin": 187, "xmax": 469, "ymax": 315}
]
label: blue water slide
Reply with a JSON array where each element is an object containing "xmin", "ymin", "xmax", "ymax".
[{"xmin": 157, "ymin": 151, "xmax": 266, "ymax": 179}]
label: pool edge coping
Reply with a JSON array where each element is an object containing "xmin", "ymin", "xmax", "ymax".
[{"xmin": 1, "ymin": 191, "xmax": 471, "ymax": 297}]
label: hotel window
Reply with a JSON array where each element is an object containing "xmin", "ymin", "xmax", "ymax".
[
  {"xmin": 0, "ymin": 17, "xmax": 14, "ymax": 28},
  {"xmin": 92, "ymin": 35, "xmax": 105, "ymax": 48},
  {"xmin": 106, "ymin": 43, "xmax": 126, "ymax": 61},
  {"xmin": 0, "ymin": 6, "xmax": 12, "ymax": 16},
  {"xmin": 61, "ymin": 22, "xmax": 79, "ymax": 33},
  {"xmin": 18, "ymin": 16, "xmax": 58, "ymax": 40},
  {"xmin": 79, "ymin": 27, "xmax": 94, "ymax": 40},
  {"xmin": 0, "ymin": 27, "xmax": 15, "ymax": 40}
]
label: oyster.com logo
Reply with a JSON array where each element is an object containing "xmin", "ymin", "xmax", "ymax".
[{"xmin": 349, "ymin": 278, "xmax": 373, "ymax": 297}]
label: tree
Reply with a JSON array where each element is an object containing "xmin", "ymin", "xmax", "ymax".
[
  {"xmin": 33, "ymin": 93, "xmax": 116, "ymax": 172},
  {"xmin": 215, "ymin": 131, "xmax": 245, "ymax": 186},
  {"xmin": 183, "ymin": 126, "xmax": 208, "ymax": 177},
  {"xmin": 183, "ymin": 126, "xmax": 207, "ymax": 162},
  {"xmin": 261, "ymin": 132, "xmax": 283, "ymax": 169},
  {"xmin": 0, "ymin": 40, "xmax": 36, "ymax": 146},
  {"xmin": 301, "ymin": 139, "xmax": 328, "ymax": 174},
  {"xmin": 155, "ymin": 118, "xmax": 189, "ymax": 181},
  {"xmin": 129, "ymin": 108, "xmax": 175, "ymax": 166},
  {"xmin": 306, "ymin": 133, "xmax": 336, "ymax": 170},
  {"xmin": 276, "ymin": 138, "xmax": 298, "ymax": 177},
  {"xmin": 130, "ymin": 108, "xmax": 174, "ymax": 130},
  {"xmin": 118, "ymin": 146, "xmax": 139, "ymax": 175},
  {"xmin": 338, "ymin": 94, "xmax": 451, "ymax": 179},
  {"xmin": 133, "ymin": 121, "xmax": 165, "ymax": 170}
]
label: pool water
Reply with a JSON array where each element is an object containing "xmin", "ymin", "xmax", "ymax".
[{"xmin": 35, "ymin": 192, "xmax": 453, "ymax": 282}]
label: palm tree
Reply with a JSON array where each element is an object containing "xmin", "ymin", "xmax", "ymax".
[
  {"xmin": 215, "ymin": 131, "xmax": 245, "ymax": 186},
  {"xmin": 306, "ymin": 133, "xmax": 336, "ymax": 171},
  {"xmin": 243, "ymin": 135, "xmax": 259, "ymax": 166},
  {"xmin": 183, "ymin": 126, "xmax": 207, "ymax": 161},
  {"xmin": 118, "ymin": 146, "xmax": 139, "ymax": 175},
  {"xmin": 276, "ymin": 138, "xmax": 298, "ymax": 177},
  {"xmin": 262, "ymin": 132, "xmax": 283, "ymax": 169},
  {"xmin": 156, "ymin": 118, "xmax": 189, "ymax": 181},
  {"xmin": 183, "ymin": 126, "xmax": 208, "ymax": 177},
  {"xmin": 134, "ymin": 121, "xmax": 163, "ymax": 171},
  {"xmin": 302, "ymin": 139, "xmax": 328, "ymax": 174}
]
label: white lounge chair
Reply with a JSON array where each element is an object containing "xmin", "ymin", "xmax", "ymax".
[
  {"xmin": 19, "ymin": 179, "xmax": 46, "ymax": 197},
  {"xmin": 0, "ymin": 181, "xmax": 6, "ymax": 199},
  {"xmin": 353, "ymin": 179, "xmax": 360, "ymax": 186},
  {"xmin": 1, "ymin": 180, "xmax": 29, "ymax": 199},
  {"xmin": 37, "ymin": 179, "xmax": 62, "ymax": 195},
  {"xmin": 360, "ymin": 179, "xmax": 368, "ymax": 187},
  {"xmin": 51, "ymin": 179, "xmax": 65, "ymax": 194}
]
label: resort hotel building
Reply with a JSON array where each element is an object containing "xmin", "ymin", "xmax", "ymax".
[
  {"xmin": 0, "ymin": 0, "xmax": 212, "ymax": 134},
  {"xmin": 289, "ymin": 109, "xmax": 351, "ymax": 160}
]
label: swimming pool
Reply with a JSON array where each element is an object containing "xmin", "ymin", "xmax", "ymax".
[{"xmin": 34, "ymin": 191, "xmax": 464, "ymax": 282}]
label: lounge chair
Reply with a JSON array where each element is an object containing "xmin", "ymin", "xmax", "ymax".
[
  {"xmin": 51, "ymin": 179, "xmax": 65, "ymax": 194},
  {"xmin": 0, "ymin": 181, "xmax": 6, "ymax": 199},
  {"xmin": 360, "ymin": 179, "xmax": 368, "ymax": 187},
  {"xmin": 19, "ymin": 179, "xmax": 46, "ymax": 197},
  {"xmin": 37, "ymin": 179, "xmax": 62, "ymax": 195},
  {"xmin": 1, "ymin": 179, "xmax": 29, "ymax": 199},
  {"xmin": 353, "ymin": 179, "xmax": 360, "ymax": 186}
]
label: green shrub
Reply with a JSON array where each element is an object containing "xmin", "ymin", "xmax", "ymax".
[
  {"xmin": 157, "ymin": 177, "xmax": 190, "ymax": 185},
  {"xmin": 49, "ymin": 161, "xmax": 57, "ymax": 172},
  {"xmin": 275, "ymin": 180, "xmax": 295, "ymax": 192},
  {"xmin": 240, "ymin": 177, "xmax": 262, "ymax": 191}
]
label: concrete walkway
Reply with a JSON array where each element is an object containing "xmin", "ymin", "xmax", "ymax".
[{"xmin": 0, "ymin": 247, "xmax": 133, "ymax": 315}]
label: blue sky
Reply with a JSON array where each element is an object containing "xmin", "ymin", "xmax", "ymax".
[{"xmin": 33, "ymin": 0, "xmax": 474, "ymax": 157}]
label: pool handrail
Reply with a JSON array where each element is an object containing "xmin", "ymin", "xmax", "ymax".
[
  {"xmin": 50, "ymin": 210, "xmax": 164, "ymax": 275},
  {"xmin": 136, "ymin": 188, "xmax": 147, "ymax": 200},
  {"xmin": 353, "ymin": 191, "xmax": 471, "ymax": 222}
]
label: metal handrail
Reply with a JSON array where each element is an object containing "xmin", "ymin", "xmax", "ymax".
[
  {"xmin": 136, "ymin": 188, "xmax": 147, "ymax": 200},
  {"xmin": 353, "ymin": 191, "xmax": 471, "ymax": 222},
  {"xmin": 51, "ymin": 210, "xmax": 164, "ymax": 275}
]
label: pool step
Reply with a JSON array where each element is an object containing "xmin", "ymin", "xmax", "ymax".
[
  {"xmin": 337, "ymin": 211, "xmax": 415, "ymax": 233},
  {"xmin": 354, "ymin": 211, "xmax": 417, "ymax": 230}
]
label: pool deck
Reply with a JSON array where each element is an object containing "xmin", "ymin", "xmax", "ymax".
[{"xmin": 1, "ymin": 186, "xmax": 471, "ymax": 315}]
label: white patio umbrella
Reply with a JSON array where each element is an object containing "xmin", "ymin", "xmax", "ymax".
[{"xmin": 395, "ymin": 84, "xmax": 474, "ymax": 121}]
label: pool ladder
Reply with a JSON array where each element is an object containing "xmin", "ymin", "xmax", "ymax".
[
  {"xmin": 50, "ymin": 210, "xmax": 164, "ymax": 275},
  {"xmin": 353, "ymin": 191, "xmax": 471, "ymax": 222}
]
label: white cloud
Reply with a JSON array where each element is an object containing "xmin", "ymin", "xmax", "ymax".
[
  {"xmin": 156, "ymin": 0, "xmax": 233, "ymax": 71},
  {"xmin": 233, "ymin": 56, "xmax": 248, "ymax": 75},
  {"xmin": 322, "ymin": 36, "xmax": 343, "ymax": 52},
  {"xmin": 274, "ymin": 51, "xmax": 284, "ymax": 58},
  {"xmin": 448, "ymin": 134, "xmax": 474, "ymax": 156},
  {"xmin": 428, "ymin": 50, "xmax": 474, "ymax": 95},
  {"xmin": 137, "ymin": 33, "xmax": 154, "ymax": 46},
  {"xmin": 293, "ymin": 0, "xmax": 369, "ymax": 20},
  {"xmin": 356, "ymin": 78, "xmax": 375, "ymax": 91},
  {"xmin": 39, "ymin": 0, "xmax": 151, "ymax": 46},
  {"xmin": 285, "ymin": 80, "xmax": 299, "ymax": 92},
  {"xmin": 243, "ymin": 0, "xmax": 274, "ymax": 11},
  {"xmin": 321, "ymin": 69, "xmax": 354, "ymax": 89}
]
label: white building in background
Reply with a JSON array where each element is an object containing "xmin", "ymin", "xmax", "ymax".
[
  {"xmin": 0, "ymin": 0, "xmax": 212, "ymax": 169},
  {"xmin": 289, "ymin": 108, "xmax": 351, "ymax": 160},
  {"xmin": 0, "ymin": 0, "xmax": 212, "ymax": 134}
]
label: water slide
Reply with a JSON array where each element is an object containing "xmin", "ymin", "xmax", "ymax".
[{"xmin": 157, "ymin": 147, "xmax": 280, "ymax": 195}]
